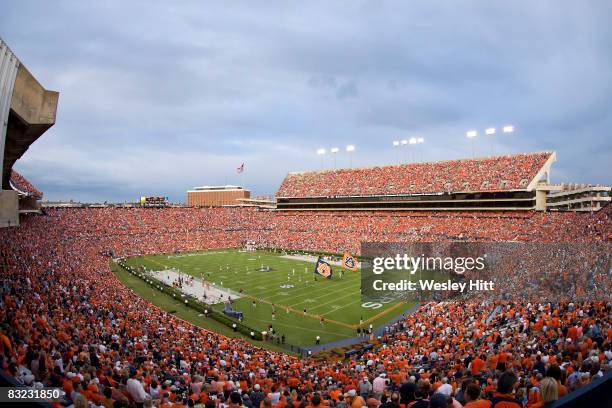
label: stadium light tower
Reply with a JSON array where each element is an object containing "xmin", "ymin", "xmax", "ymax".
[
  {"xmin": 400, "ymin": 139, "xmax": 408, "ymax": 163},
  {"xmin": 503, "ymin": 125, "xmax": 514, "ymax": 134},
  {"xmin": 417, "ymin": 137, "xmax": 425, "ymax": 162},
  {"xmin": 346, "ymin": 145, "xmax": 355, "ymax": 167},
  {"xmin": 466, "ymin": 130, "xmax": 477, "ymax": 158},
  {"xmin": 485, "ymin": 128, "xmax": 496, "ymax": 156},
  {"xmin": 408, "ymin": 137, "xmax": 417, "ymax": 162},
  {"xmin": 316, "ymin": 148, "xmax": 326, "ymax": 169},
  {"xmin": 393, "ymin": 140, "xmax": 400, "ymax": 164},
  {"xmin": 330, "ymin": 147, "xmax": 339, "ymax": 168}
]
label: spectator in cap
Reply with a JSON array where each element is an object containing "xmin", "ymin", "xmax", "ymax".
[
  {"xmin": 359, "ymin": 376, "xmax": 373, "ymax": 399},
  {"xmin": 346, "ymin": 389, "xmax": 366, "ymax": 408}
]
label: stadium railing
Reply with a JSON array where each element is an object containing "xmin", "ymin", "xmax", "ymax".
[{"xmin": 550, "ymin": 370, "xmax": 611, "ymax": 407}]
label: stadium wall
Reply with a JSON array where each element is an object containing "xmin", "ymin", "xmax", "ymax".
[
  {"xmin": 0, "ymin": 39, "xmax": 20, "ymax": 189},
  {"xmin": 0, "ymin": 189, "xmax": 18, "ymax": 227},
  {"xmin": 276, "ymin": 190, "xmax": 538, "ymax": 211},
  {"xmin": 0, "ymin": 37, "xmax": 58, "ymax": 227}
]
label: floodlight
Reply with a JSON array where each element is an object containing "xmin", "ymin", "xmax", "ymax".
[
  {"xmin": 331, "ymin": 147, "xmax": 339, "ymax": 153},
  {"xmin": 485, "ymin": 128, "xmax": 496, "ymax": 135},
  {"xmin": 346, "ymin": 145, "xmax": 355, "ymax": 152},
  {"xmin": 466, "ymin": 130, "xmax": 477, "ymax": 138},
  {"xmin": 393, "ymin": 140, "xmax": 400, "ymax": 147},
  {"xmin": 316, "ymin": 148, "xmax": 326, "ymax": 155},
  {"xmin": 409, "ymin": 137, "xmax": 417, "ymax": 145},
  {"xmin": 401, "ymin": 139, "xmax": 408, "ymax": 145},
  {"xmin": 503, "ymin": 125, "xmax": 514, "ymax": 133},
  {"xmin": 417, "ymin": 137, "xmax": 424, "ymax": 144}
]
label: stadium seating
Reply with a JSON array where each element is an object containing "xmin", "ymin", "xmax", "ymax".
[
  {"xmin": 0, "ymin": 205, "xmax": 610, "ymax": 407},
  {"xmin": 9, "ymin": 170, "xmax": 43, "ymax": 198},
  {"xmin": 276, "ymin": 152, "xmax": 552, "ymax": 198}
]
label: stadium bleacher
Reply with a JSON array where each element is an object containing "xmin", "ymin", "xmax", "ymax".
[
  {"xmin": 0, "ymin": 201, "xmax": 610, "ymax": 407},
  {"xmin": 276, "ymin": 152, "xmax": 553, "ymax": 198},
  {"xmin": 9, "ymin": 170, "xmax": 43, "ymax": 199}
]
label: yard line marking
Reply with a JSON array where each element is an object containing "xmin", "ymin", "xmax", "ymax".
[
  {"xmin": 239, "ymin": 294, "xmax": 354, "ymax": 329},
  {"xmin": 284, "ymin": 281, "xmax": 357, "ymax": 308},
  {"xmin": 134, "ymin": 250, "xmax": 408, "ymax": 333},
  {"xmin": 319, "ymin": 297, "xmax": 363, "ymax": 317},
  {"xmin": 240, "ymin": 316, "xmax": 353, "ymax": 337},
  {"xmin": 305, "ymin": 289, "xmax": 360, "ymax": 313},
  {"xmin": 361, "ymin": 301, "xmax": 409, "ymax": 326}
]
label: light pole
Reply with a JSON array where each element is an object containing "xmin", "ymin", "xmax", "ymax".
[
  {"xmin": 400, "ymin": 139, "xmax": 408, "ymax": 163},
  {"xmin": 417, "ymin": 137, "xmax": 424, "ymax": 162},
  {"xmin": 466, "ymin": 130, "xmax": 477, "ymax": 158},
  {"xmin": 330, "ymin": 147, "xmax": 339, "ymax": 168},
  {"xmin": 346, "ymin": 145, "xmax": 355, "ymax": 167},
  {"xmin": 393, "ymin": 140, "xmax": 400, "ymax": 164},
  {"xmin": 316, "ymin": 148, "xmax": 325, "ymax": 169},
  {"xmin": 485, "ymin": 127, "xmax": 496, "ymax": 155},
  {"xmin": 409, "ymin": 137, "xmax": 417, "ymax": 162}
]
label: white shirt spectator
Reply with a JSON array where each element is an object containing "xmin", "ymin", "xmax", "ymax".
[
  {"xmin": 372, "ymin": 375, "xmax": 387, "ymax": 394},
  {"xmin": 437, "ymin": 383, "xmax": 452, "ymax": 396},
  {"xmin": 127, "ymin": 378, "xmax": 147, "ymax": 403}
]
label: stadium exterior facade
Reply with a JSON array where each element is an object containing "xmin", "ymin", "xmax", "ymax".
[{"xmin": 187, "ymin": 185, "xmax": 251, "ymax": 206}]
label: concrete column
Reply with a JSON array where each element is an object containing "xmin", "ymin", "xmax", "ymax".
[
  {"xmin": 535, "ymin": 190, "xmax": 547, "ymax": 211},
  {"xmin": 0, "ymin": 190, "xmax": 19, "ymax": 227}
]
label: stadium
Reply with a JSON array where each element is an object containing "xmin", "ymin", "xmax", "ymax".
[{"xmin": 1, "ymin": 10, "xmax": 612, "ymax": 408}]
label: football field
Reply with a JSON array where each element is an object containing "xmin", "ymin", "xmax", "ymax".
[{"xmin": 123, "ymin": 249, "xmax": 413, "ymax": 346}]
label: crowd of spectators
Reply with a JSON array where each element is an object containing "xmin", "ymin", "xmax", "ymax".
[
  {"xmin": 276, "ymin": 153, "xmax": 552, "ymax": 198},
  {"xmin": 0, "ymin": 205, "xmax": 610, "ymax": 408},
  {"xmin": 9, "ymin": 170, "xmax": 44, "ymax": 199},
  {"xmin": 252, "ymin": 208, "xmax": 610, "ymax": 255}
]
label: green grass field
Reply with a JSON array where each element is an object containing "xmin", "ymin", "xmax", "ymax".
[{"xmin": 122, "ymin": 249, "xmax": 413, "ymax": 346}]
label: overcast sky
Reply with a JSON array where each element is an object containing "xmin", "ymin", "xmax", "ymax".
[{"xmin": 3, "ymin": 1, "xmax": 611, "ymax": 202}]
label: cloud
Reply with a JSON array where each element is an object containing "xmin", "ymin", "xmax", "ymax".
[
  {"xmin": 3, "ymin": 0, "xmax": 611, "ymax": 202},
  {"xmin": 336, "ymin": 81, "xmax": 359, "ymax": 99}
]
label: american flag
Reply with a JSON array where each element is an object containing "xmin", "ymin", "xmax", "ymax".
[{"xmin": 236, "ymin": 163, "xmax": 245, "ymax": 174}]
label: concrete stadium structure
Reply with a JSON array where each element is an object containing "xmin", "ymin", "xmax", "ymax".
[
  {"xmin": 0, "ymin": 38, "xmax": 58, "ymax": 227},
  {"xmin": 276, "ymin": 152, "xmax": 610, "ymax": 212}
]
